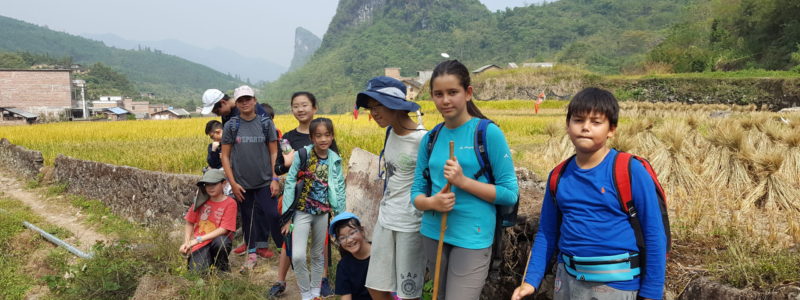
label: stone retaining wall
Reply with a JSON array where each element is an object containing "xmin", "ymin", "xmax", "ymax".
[
  {"xmin": 0, "ymin": 138, "xmax": 44, "ymax": 180},
  {"xmin": 53, "ymin": 154, "xmax": 199, "ymax": 226}
]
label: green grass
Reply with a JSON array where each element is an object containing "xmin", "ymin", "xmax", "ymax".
[
  {"xmin": 0, "ymin": 196, "xmax": 71, "ymax": 300},
  {"xmin": 609, "ymin": 69, "xmax": 800, "ymax": 80},
  {"xmin": 708, "ymin": 231, "xmax": 800, "ymax": 289},
  {"xmin": 68, "ymin": 195, "xmax": 142, "ymax": 238}
]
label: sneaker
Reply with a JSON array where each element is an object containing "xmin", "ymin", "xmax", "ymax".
[
  {"xmin": 240, "ymin": 253, "xmax": 257, "ymax": 274},
  {"xmin": 257, "ymin": 247, "xmax": 274, "ymax": 259},
  {"xmin": 268, "ymin": 281, "xmax": 286, "ymax": 298},
  {"xmin": 233, "ymin": 243, "xmax": 247, "ymax": 255},
  {"xmin": 320, "ymin": 277, "xmax": 333, "ymax": 297}
]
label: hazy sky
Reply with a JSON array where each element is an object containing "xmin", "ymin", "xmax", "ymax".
[{"xmin": 2, "ymin": 0, "xmax": 541, "ymax": 67}]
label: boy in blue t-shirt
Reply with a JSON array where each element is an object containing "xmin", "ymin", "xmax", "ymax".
[{"xmin": 513, "ymin": 87, "xmax": 667, "ymax": 300}]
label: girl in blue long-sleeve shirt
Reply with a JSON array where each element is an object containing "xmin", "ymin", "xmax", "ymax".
[{"xmin": 411, "ymin": 60, "xmax": 519, "ymax": 299}]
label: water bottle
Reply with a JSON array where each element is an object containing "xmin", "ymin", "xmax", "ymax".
[{"xmin": 280, "ymin": 139, "xmax": 292, "ymax": 154}]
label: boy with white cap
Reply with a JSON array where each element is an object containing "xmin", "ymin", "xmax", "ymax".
[
  {"xmin": 221, "ymin": 85, "xmax": 283, "ymax": 271},
  {"xmin": 201, "ymin": 88, "xmax": 268, "ymax": 125}
]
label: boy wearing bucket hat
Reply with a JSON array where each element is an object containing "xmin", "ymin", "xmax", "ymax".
[
  {"xmin": 180, "ymin": 169, "xmax": 238, "ymax": 273},
  {"xmin": 330, "ymin": 212, "xmax": 372, "ymax": 300},
  {"xmin": 356, "ymin": 76, "xmax": 427, "ymax": 300}
]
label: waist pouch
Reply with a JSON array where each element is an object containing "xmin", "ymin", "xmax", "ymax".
[{"xmin": 562, "ymin": 253, "xmax": 640, "ymax": 282}]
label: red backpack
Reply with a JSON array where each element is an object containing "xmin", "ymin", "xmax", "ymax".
[{"xmin": 548, "ymin": 151, "xmax": 672, "ymax": 258}]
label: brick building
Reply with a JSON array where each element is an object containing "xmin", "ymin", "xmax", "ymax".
[
  {"xmin": 0, "ymin": 69, "xmax": 74, "ymax": 118},
  {"xmin": 122, "ymin": 97, "xmax": 150, "ymax": 115}
]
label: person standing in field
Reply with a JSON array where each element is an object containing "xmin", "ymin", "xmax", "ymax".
[
  {"xmin": 355, "ymin": 76, "xmax": 427, "ymax": 300},
  {"xmin": 220, "ymin": 85, "xmax": 283, "ymax": 272},
  {"xmin": 411, "ymin": 60, "xmax": 519, "ymax": 299},
  {"xmin": 282, "ymin": 117, "xmax": 346, "ymax": 300},
  {"xmin": 179, "ymin": 169, "xmax": 237, "ymax": 274},
  {"xmin": 269, "ymin": 92, "xmax": 338, "ymax": 298},
  {"xmin": 535, "ymin": 91, "xmax": 545, "ymax": 114},
  {"xmin": 511, "ymin": 88, "xmax": 668, "ymax": 300}
]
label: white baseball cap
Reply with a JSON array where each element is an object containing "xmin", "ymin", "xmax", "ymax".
[
  {"xmin": 233, "ymin": 85, "xmax": 256, "ymax": 101},
  {"xmin": 201, "ymin": 89, "xmax": 225, "ymax": 115}
]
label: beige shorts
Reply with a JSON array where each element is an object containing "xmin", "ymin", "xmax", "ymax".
[{"xmin": 365, "ymin": 223, "xmax": 425, "ymax": 299}]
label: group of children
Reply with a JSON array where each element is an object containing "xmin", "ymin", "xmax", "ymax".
[{"xmin": 180, "ymin": 60, "xmax": 669, "ymax": 300}]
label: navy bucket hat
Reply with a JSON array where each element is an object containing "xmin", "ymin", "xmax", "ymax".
[{"xmin": 356, "ymin": 76, "xmax": 420, "ymax": 112}]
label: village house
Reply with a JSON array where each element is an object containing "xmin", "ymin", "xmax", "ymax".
[
  {"xmin": 0, "ymin": 107, "xmax": 38, "ymax": 124},
  {"xmin": 522, "ymin": 62, "xmax": 555, "ymax": 68},
  {"xmin": 402, "ymin": 79, "xmax": 422, "ymax": 100},
  {"xmin": 151, "ymin": 108, "xmax": 190, "ymax": 120},
  {"xmin": 103, "ymin": 107, "xmax": 132, "ymax": 121},
  {"xmin": 149, "ymin": 103, "xmax": 169, "ymax": 115},
  {"xmin": 473, "ymin": 64, "xmax": 502, "ymax": 74},
  {"xmin": 122, "ymin": 97, "xmax": 150, "ymax": 117},
  {"xmin": 0, "ymin": 69, "xmax": 74, "ymax": 122},
  {"xmin": 382, "ymin": 68, "xmax": 432, "ymax": 100}
]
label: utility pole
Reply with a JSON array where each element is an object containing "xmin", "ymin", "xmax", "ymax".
[{"xmin": 72, "ymin": 80, "xmax": 86, "ymax": 119}]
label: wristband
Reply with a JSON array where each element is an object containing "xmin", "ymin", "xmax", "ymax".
[
  {"xmin": 196, "ymin": 236, "xmax": 202, "ymax": 243},
  {"xmin": 272, "ymin": 177, "xmax": 280, "ymax": 182}
]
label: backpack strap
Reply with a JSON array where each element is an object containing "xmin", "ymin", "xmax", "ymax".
[
  {"xmin": 548, "ymin": 155, "xmax": 575, "ymax": 202},
  {"xmin": 472, "ymin": 119, "xmax": 495, "ymax": 182},
  {"xmin": 613, "ymin": 152, "xmax": 636, "ymax": 216},
  {"xmin": 233, "ymin": 117, "xmax": 241, "ymax": 140},
  {"xmin": 297, "ymin": 147, "xmax": 309, "ymax": 170},
  {"xmin": 280, "ymin": 147, "xmax": 310, "ymax": 227},
  {"xmin": 633, "ymin": 155, "xmax": 671, "ymax": 253},
  {"xmin": 613, "ymin": 151, "xmax": 672, "ymax": 271},
  {"xmin": 259, "ymin": 116, "xmax": 273, "ymax": 141},
  {"xmin": 231, "ymin": 115, "xmax": 273, "ymax": 142},
  {"xmin": 422, "ymin": 122, "xmax": 445, "ymax": 195},
  {"xmin": 378, "ymin": 126, "xmax": 392, "ymax": 192},
  {"xmin": 613, "ymin": 152, "xmax": 672, "ymax": 253}
]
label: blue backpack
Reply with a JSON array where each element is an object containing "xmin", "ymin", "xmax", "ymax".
[{"xmin": 421, "ymin": 119, "xmax": 520, "ymax": 273}]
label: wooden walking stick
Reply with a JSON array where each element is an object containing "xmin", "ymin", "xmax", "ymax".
[{"xmin": 432, "ymin": 141, "xmax": 454, "ymax": 300}]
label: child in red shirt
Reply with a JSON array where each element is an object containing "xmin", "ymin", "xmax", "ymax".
[{"xmin": 180, "ymin": 169, "xmax": 238, "ymax": 273}]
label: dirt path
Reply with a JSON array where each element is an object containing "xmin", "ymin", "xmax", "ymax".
[
  {"xmin": 0, "ymin": 173, "xmax": 310, "ymax": 299},
  {"xmin": 0, "ymin": 173, "xmax": 108, "ymax": 251}
]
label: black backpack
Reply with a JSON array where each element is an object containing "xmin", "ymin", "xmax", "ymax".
[
  {"xmin": 279, "ymin": 147, "xmax": 310, "ymax": 227},
  {"xmin": 422, "ymin": 119, "xmax": 520, "ymax": 273}
]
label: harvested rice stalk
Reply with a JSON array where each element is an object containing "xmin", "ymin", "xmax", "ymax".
[
  {"xmin": 543, "ymin": 121, "xmax": 563, "ymax": 138},
  {"xmin": 651, "ymin": 121, "xmax": 699, "ymax": 195},
  {"xmin": 741, "ymin": 147, "xmax": 800, "ymax": 212}
]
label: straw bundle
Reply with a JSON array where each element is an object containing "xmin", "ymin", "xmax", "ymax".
[
  {"xmin": 651, "ymin": 120, "xmax": 699, "ymax": 196},
  {"xmin": 703, "ymin": 120, "xmax": 753, "ymax": 194},
  {"xmin": 741, "ymin": 146, "xmax": 800, "ymax": 212}
]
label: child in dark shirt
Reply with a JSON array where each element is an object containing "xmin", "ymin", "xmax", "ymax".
[
  {"xmin": 205, "ymin": 120, "xmax": 223, "ymax": 169},
  {"xmin": 330, "ymin": 212, "xmax": 372, "ymax": 300}
]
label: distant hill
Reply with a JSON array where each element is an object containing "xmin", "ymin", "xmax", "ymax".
[
  {"xmin": 288, "ymin": 27, "xmax": 322, "ymax": 71},
  {"xmin": 264, "ymin": 0, "xmax": 691, "ymax": 113},
  {"xmin": 85, "ymin": 33, "xmax": 286, "ymax": 83},
  {"xmin": 0, "ymin": 15, "xmax": 243, "ymax": 108}
]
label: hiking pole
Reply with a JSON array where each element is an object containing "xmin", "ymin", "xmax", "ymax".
[
  {"xmin": 520, "ymin": 243, "xmax": 533, "ymax": 290},
  {"xmin": 432, "ymin": 141, "xmax": 454, "ymax": 300}
]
